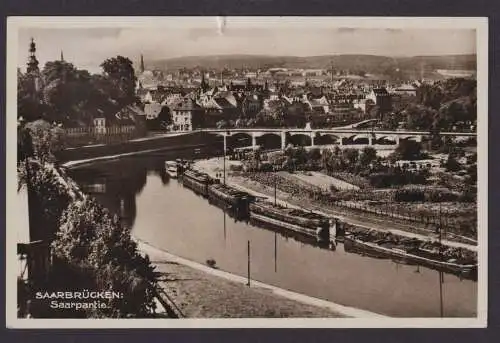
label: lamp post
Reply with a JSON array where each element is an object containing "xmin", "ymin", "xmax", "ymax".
[
  {"xmin": 273, "ymin": 165, "xmax": 277, "ymax": 206},
  {"xmin": 223, "ymin": 132, "xmax": 228, "ymax": 185}
]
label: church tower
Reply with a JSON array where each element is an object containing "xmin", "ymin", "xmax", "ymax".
[
  {"xmin": 27, "ymin": 37, "xmax": 40, "ymax": 75},
  {"xmin": 60, "ymin": 50, "xmax": 64, "ymax": 62},
  {"xmin": 26, "ymin": 37, "xmax": 41, "ymax": 94}
]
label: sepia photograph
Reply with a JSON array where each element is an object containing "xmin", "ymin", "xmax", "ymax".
[{"xmin": 6, "ymin": 16, "xmax": 487, "ymax": 328}]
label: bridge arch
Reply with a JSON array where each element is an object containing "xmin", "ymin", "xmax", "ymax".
[
  {"xmin": 374, "ymin": 135, "xmax": 398, "ymax": 145},
  {"xmin": 342, "ymin": 134, "xmax": 370, "ymax": 145},
  {"xmin": 254, "ymin": 132, "xmax": 282, "ymax": 150},
  {"xmin": 288, "ymin": 133, "xmax": 312, "ymax": 147},
  {"xmin": 399, "ymin": 136, "xmax": 421, "ymax": 142},
  {"xmin": 227, "ymin": 132, "xmax": 253, "ymax": 149},
  {"xmin": 315, "ymin": 133, "xmax": 339, "ymax": 145}
]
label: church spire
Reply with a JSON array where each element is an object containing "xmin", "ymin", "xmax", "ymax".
[
  {"xmin": 140, "ymin": 54, "xmax": 145, "ymax": 73},
  {"xmin": 60, "ymin": 50, "xmax": 64, "ymax": 62},
  {"xmin": 201, "ymin": 71, "xmax": 208, "ymax": 92}
]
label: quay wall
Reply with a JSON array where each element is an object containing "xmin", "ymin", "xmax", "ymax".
[{"xmin": 55, "ymin": 132, "xmax": 222, "ymax": 163}]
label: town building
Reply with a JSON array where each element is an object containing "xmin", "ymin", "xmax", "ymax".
[
  {"xmin": 366, "ymin": 87, "xmax": 392, "ymax": 114},
  {"xmin": 144, "ymin": 102, "xmax": 163, "ymax": 120},
  {"xmin": 170, "ymin": 98, "xmax": 203, "ymax": 131},
  {"xmin": 393, "ymin": 84, "xmax": 417, "ymax": 97}
]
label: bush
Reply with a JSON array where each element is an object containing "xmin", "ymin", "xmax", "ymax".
[
  {"xmin": 21, "ymin": 160, "xmax": 160, "ymax": 318},
  {"xmin": 394, "ymin": 140, "xmax": 424, "ymax": 160},
  {"xmin": 229, "ymin": 164, "xmax": 243, "ymax": 172},
  {"xmin": 394, "ymin": 189, "xmax": 425, "ymax": 202},
  {"xmin": 369, "ymin": 172, "xmax": 395, "ymax": 188},
  {"xmin": 426, "ymin": 189, "xmax": 459, "ymax": 202},
  {"xmin": 53, "ymin": 198, "xmax": 157, "ymax": 318},
  {"xmin": 19, "ymin": 160, "xmax": 82, "ymax": 242},
  {"xmin": 459, "ymin": 186, "xmax": 477, "ymax": 203},
  {"xmin": 445, "ymin": 155, "xmax": 461, "ymax": 172},
  {"xmin": 330, "ymin": 172, "xmax": 371, "ymax": 189}
]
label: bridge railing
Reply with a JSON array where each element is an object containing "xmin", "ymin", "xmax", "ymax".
[{"xmin": 196, "ymin": 128, "xmax": 477, "ymax": 137}]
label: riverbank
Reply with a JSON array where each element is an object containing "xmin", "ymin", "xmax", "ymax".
[
  {"xmin": 193, "ymin": 157, "xmax": 476, "ymax": 251},
  {"xmin": 135, "ymin": 238, "xmax": 383, "ymax": 318},
  {"xmin": 56, "ymin": 131, "xmax": 220, "ymax": 163}
]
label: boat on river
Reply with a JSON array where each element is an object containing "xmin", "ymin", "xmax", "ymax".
[
  {"xmin": 182, "ymin": 169, "xmax": 218, "ymax": 196},
  {"xmin": 207, "ymin": 183, "xmax": 255, "ymax": 219},
  {"xmin": 249, "ymin": 200, "xmax": 332, "ymax": 242},
  {"xmin": 165, "ymin": 161, "xmax": 178, "ymax": 178},
  {"xmin": 343, "ymin": 230, "xmax": 477, "ymax": 280}
]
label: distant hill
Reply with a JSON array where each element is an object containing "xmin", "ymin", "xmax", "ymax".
[{"xmin": 149, "ymin": 54, "xmax": 476, "ymax": 80}]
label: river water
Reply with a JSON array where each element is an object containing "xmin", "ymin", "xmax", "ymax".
[{"xmin": 69, "ymin": 153, "xmax": 477, "ymax": 318}]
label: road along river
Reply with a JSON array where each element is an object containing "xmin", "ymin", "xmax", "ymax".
[{"xmin": 68, "ymin": 152, "xmax": 477, "ymax": 318}]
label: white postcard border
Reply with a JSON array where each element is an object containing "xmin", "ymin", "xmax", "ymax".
[{"xmin": 5, "ymin": 16, "xmax": 488, "ymax": 329}]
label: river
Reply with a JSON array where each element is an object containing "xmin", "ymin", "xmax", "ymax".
[{"xmin": 68, "ymin": 152, "xmax": 477, "ymax": 318}]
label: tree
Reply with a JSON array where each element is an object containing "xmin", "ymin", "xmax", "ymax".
[
  {"xmin": 333, "ymin": 145, "xmax": 341, "ymax": 157},
  {"xmin": 465, "ymin": 163, "xmax": 477, "ymax": 185},
  {"xmin": 466, "ymin": 152, "xmax": 477, "ymax": 165},
  {"xmin": 381, "ymin": 112, "xmax": 400, "ymax": 130},
  {"xmin": 100, "ymin": 56, "xmax": 137, "ymax": 106},
  {"xmin": 368, "ymin": 105, "xmax": 381, "ymax": 120},
  {"xmin": 359, "ymin": 146, "xmax": 377, "ymax": 168},
  {"xmin": 404, "ymin": 104, "xmax": 436, "ymax": 131},
  {"xmin": 343, "ymin": 148, "xmax": 359, "ymax": 166},
  {"xmin": 444, "ymin": 155, "xmax": 461, "ymax": 172},
  {"xmin": 157, "ymin": 106, "xmax": 172, "ymax": 129},
  {"xmin": 321, "ymin": 148, "xmax": 333, "ymax": 171},
  {"xmin": 418, "ymin": 84, "xmax": 443, "ymax": 110},
  {"xmin": 18, "ymin": 123, "xmax": 34, "ymax": 163},
  {"xmin": 53, "ymin": 197, "xmax": 158, "ymax": 318},
  {"xmin": 17, "ymin": 72, "xmax": 45, "ymax": 122},
  {"xmin": 41, "ymin": 61, "xmax": 90, "ymax": 124},
  {"xmin": 308, "ymin": 148, "xmax": 322, "ymax": 162},
  {"xmin": 24, "ymin": 119, "xmax": 64, "ymax": 164},
  {"xmin": 393, "ymin": 140, "xmax": 423, "ymax": 161},
  {"xmin": 294, "ymin": 146, "xmax": 308, "ymax": 166},
  {"xmin": 42, "ymin": 60, "xmax": 78, "ymax": 85}
]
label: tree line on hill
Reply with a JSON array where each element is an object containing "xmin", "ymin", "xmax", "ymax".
[{"xmin": 150, "ymin": 54, "xmax": 476, "ymax": 79}]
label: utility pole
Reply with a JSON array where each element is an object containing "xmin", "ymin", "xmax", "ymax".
[
  {"xmin": 274, "ymin": 232, "xmax": 278, "ymax": 273},
  {"xmin": 438, "ymin": 197, "xmax": 444, "ymax": 317},
  {"xmin": 247, "ymin": 240, "xmax": 251, "ymax": 286},
  {"xmin": 223, "ymin": 134, "xmax": 227, "ymax": 185},
  {"xmin": 223, "ymin": 209, "xmax": 226, "ymax": 241},
  {"xmin": 274, "ymin": 171, "xmax": 277, "ymax": 206}
]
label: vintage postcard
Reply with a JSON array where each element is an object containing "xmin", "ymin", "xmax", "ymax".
[{"xmin": 6, "ymin": 16, "xmax": 488, "ymax": 328}]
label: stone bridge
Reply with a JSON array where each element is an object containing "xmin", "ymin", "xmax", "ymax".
[{"xmin": 200, "ymin": 128, "xmax": 476, "ymax": 150}]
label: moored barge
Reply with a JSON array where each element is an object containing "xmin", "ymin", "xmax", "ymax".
[
  {"xmin": 343, "ymin": 230, "xmax": 477, "ymax": 280},
  {"xmin": 207, "ymin": 183, "xmax": 254, "ymax": 219},
  {"xmin": 165, "ymin": 161, "xmax": 178, "ymax": 178},
  {"xmin": 182, "ymin": 169, "xmax": 218, "ymax": 196},
  {"xmin": 249, "ymin": 200, "xmax": 332, "ymax": 242}
]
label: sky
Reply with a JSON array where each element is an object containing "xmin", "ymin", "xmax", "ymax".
[{"xmin": 15, "ymin": 17, "xmax": 477, "ymax": 74}]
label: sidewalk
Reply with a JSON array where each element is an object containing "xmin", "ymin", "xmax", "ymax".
[{"xmin": 134, "ymin": 238, "xmax": 386, "ymax": 318}]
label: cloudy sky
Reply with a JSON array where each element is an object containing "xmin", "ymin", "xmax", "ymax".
[{"xmin": 15, "ymin": 17, "xmax": 477, "ymax": 74}]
